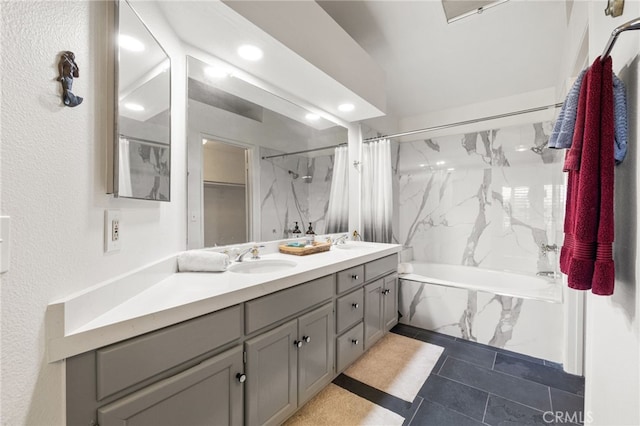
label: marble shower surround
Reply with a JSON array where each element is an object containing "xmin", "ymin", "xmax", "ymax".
[
  {"xmin": 395, "ymin": 122, "xmax": 565, "ymax": 361},
  {"xmin": 260, "ymin": 147, "xmax": 334, "ymax": 241}
]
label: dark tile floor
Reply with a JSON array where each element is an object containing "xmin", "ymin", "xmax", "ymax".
[{"xmin": 333, "ymin": 324, "xmax": 586, "ymax": 426}]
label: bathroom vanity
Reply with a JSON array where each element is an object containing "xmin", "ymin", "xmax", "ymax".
[{"xmin": 50, "ymin": 242, "xmax": 399, "ymax": 426}]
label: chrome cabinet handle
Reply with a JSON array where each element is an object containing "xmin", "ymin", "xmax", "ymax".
[
  {"xmin": 352, "ymin": 303, "xmax": 359, "ymax": 309},
  {"xmin": 294, "ymin": 340, "xmax": 303, "ymax": 348},
  {"xmin": 382, "ymin": 289, "xmax": 390, "ymax": 295},
  {"xmin": 236, "ymin": 373, "xmax": 247, "ymax": 383},
  {"xmin": 352, "ymin": 274, "xmax": 359, "ymax": 280},
  {"xmin": 351, "ymin": 339, "xmax": 359, "ymax": 345},
  {"xmin": 303, "ymin": 335, "xmax": 311, "ymax": 343}
]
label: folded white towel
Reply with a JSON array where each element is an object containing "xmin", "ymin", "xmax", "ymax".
[
  {"xmin": 397, "ymin": 262, "xmax": 414, "ymax": 274},
  {"xmin": 178, "ymin": 251, "xmax": 230, "ymax": 272}
]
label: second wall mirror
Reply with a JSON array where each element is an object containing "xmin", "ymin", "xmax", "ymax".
[{"xmin": 113, "ymin": 0, "xmax": 171, "ymax": 201}]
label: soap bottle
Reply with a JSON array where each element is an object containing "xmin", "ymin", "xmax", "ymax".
[
  {"xmin": 292, "ymin": 222, "xmax": 302, "ymax": 239},
  {"xmin": 305, "ymin": 223, "xmax": 315, "ymax": 246}
]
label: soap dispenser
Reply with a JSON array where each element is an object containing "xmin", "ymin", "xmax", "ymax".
[
  {"xmin": 292, "ymin": 222, "xmax": 302, "ymax": 238},
  {"xmin": 305, "ymin": 223, "xmax": 315, "ymax": 246}
]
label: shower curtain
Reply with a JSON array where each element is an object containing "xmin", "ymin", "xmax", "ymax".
[
  {"xmin": 118, "ymin": 136, "xmax": 133, "ymax": 197},
  {"xmin": 362, "ymin": 139, "xmax": 393, "ymax": 243},
  {"xmin": 325, "ymin": 146, "xmax": 349, "ymax": 233}
]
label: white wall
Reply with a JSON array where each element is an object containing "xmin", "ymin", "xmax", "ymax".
[
  {"xmin": 0, "ymin": 2, "xmax": 186, "ymax": 424},
  {"xmin": 583, "ymin": 3, "xmax": 640, "ymax": 425}
]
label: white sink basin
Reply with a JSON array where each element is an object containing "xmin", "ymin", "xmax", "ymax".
[
  {"xmin": 334, "ymin": 243, "xmax": 366, "ymax": 250},
  {"xmin": 228, "ymin": 259, "xmax": 297, "ymax": 274}
]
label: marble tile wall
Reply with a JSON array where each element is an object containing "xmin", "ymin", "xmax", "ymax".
[
  {"xmin": 396, "ymin": 121, "xmax": 564, "ymax": 272},
  {"xmin": 260, "ymin": 148, "xmax": 335, "ymax": 241},
  {"xmin": 395, "ymin": 121, "xmax": 565, "ymax": 361}
]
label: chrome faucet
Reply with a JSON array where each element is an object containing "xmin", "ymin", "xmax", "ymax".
[
  {"xmin": 536, "ymin": 271, "xmax": 558, "ymax": 278},
  {"xmin": 235, "ymin": 245, "xmax": 264, "ymax": 262},
  {"xmin": 333, "ymin": 234, "xmax": 349, "ymax": 245},
  {"xmin": 541, "ymin": 243, "xmax": 558, "ymax": 255}
]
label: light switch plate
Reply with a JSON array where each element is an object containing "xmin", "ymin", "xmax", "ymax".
[
  {"xmin": 104, "ymin": 210, "xmax": 121, "ymax": 253},
  {"xmin": 1, "ymin": 216, "xmax": 10, "ymax": 274}
]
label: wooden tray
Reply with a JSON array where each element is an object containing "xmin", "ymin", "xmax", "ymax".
[{"xmin": 278, "ymin": 241, "xmax": 332, "ymax": 256}]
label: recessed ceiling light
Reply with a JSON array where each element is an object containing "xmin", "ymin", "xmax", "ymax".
[
  {"xmin": 436, "ymin": 160, "xmax": 446, "ymax": 166},
  {"xmin": 237, "ymin": 44, "xmax": 263, "ymax": 61},
  {"xmin": 119, "ymin": 34, "xmax": 145, "ymax": 52},
  {"xmin": 447, "ymin": 167, "xmax": 455, "ymax": 171},
  {"xmin": 124, "ymin": 103, "xmax": 144, "ymax": 112},
  {"xmin": 515, "ymin": 145, "xmax": 529, "ymax": 152},
  {"xmin": 338, "ymin": 103, "xmax": 355, "ymax": 112},
  {"xmin": 305, "ymin": 113, "xmax": 320, "ymax": 121},
  {"xmin": 419, "ymin": 164, "xmax": 426, "ymax": 168},
  {"xmin": 204, "ymin": 66, "xmax": 229, "ymax": 79},
  {"xmin": 202, "ymin": 139, "xmax": 208, "ymax": 145}
]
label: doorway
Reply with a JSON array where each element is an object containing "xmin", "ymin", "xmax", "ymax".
[{"xmin": 201, "ymin": 138, "xmax": 250, "ymax": 246}]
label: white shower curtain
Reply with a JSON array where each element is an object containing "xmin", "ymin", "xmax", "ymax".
[
  {"xmin": 325, "ymin": 146, "xmax": 349, "ymax": 233},
  {"xmin": 362, "ymin": 139, "xmax": 393, "ymax": 243},
  {"xmin": 118, "ymin": 136, "xmax": 133, "ymax": 197}
]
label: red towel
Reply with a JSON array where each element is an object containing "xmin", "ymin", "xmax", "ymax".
[{"xmin": 560, "ymin": 57, "xmax": 615, "ymax": 295}]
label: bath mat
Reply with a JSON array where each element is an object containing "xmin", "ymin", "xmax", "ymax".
[
  {"xmin": 283, "ymin": 383, "xmax": 404, "ymax": 426},
  {"xmin": 344, "ymin": 332, "xmax": 444, "ymax": 403}
]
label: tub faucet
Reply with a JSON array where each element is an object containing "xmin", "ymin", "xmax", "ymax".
[
  {"xmin": 541, "ymin": 243, "xmax": 558, "ymax": 255},
  {"xmin": 536, "ymin": 271, "xmax": 558, "ymax": 278}
]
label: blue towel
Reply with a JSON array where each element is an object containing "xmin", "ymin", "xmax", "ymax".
[
  {"xmin": 613, "ymin": 74, "xmax": 628, "ymax": 164},
  {"xmin": 549, "ymin": 69, "xmax": 628, "ymax": 164},
  {"xmin": 549, "ymin": 69, "xmax": 586, "ymax": 150}
]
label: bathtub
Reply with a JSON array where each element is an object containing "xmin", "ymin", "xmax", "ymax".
[
  {"xmin": 398, "ymin": 262, "xmax": 564, "ymax": 362},
  {"xmin": 401, "ymin": 262, "xmax": 562, "ymax": 303}
]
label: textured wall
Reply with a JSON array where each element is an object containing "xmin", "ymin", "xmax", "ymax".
[{"xmin": 0, "ymin": 2, "xmax": 186, "ymax": 424}]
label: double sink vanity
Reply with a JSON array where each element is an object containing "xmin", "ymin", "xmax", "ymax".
[{"xmin": 48, "ymin": 240, "xmax": 400, "ymax": 425}]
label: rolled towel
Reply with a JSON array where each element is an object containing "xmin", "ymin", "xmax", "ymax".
[
  {"xmin": 397, "ymin": 262, "xmax": 414, "ymax": 274},
  {"xmin": 178, "ymin": 250, "xmax": 230, "ymax": 272}
]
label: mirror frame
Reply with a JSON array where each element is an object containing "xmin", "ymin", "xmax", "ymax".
[{"xmin": 110, "ymin": 0, "xmax": 172, "ymax": 201}]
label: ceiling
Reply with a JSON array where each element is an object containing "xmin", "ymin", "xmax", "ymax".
[{"xmin": 317, "ymin": 0, "xmax": 568, "ymax": 120}]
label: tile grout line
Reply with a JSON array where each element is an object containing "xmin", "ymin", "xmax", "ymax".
[
  {"xmin": 492, "ymin": 352, "xmax": 497, "ymax": 370},
  {"xmin": 482, "ymin": 392, "xmax": 490, "ymax": 424},
  {"xmin": 548, "ymin": 386, "xmax": 553, "ymax": 412},
  {"xmin": 405, "ymin": 396, "xmax": 423, "ymax": 426}
]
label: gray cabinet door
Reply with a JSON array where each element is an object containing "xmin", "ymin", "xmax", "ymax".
[
  {"xmin": 298, "ymin": 303, "xmax": 334, "ymax": 405},
  {"xmin": 364, "ymin": 279, "xmax": 384, "ymax": 350},
  {"xmin": 245, "ymin": 319, "xmax": 298, "ymax": 426},
  {"xmin": 97, "ymin": 345, "xmax": 244, "ymax": 426},
  {"xmin": 383, "ymin": 274, "xmax": 399, "ymax": 331}
]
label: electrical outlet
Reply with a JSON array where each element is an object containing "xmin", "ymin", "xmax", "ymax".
[{"xmin": 105, "ymin": 209, "xmax": 121, "ymax": 253}]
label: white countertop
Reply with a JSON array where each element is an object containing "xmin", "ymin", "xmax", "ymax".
[{"xmin": 46, "ymin": 241, "xmax": 401, "ymax": 362}]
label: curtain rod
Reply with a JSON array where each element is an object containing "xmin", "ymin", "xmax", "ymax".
[
  {"xmin": 363, "ymin": 102, "xmax": 563, "ymax": 143},
  {"xmin": 262, "ymin": 102, "xmax": 562, "ymax": 160},
  {"xmin": 601, "ymin": 17, "xmax": 640, "ymax": 61}
]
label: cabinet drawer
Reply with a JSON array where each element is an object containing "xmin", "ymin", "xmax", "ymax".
[
  {"xmin": 365, "ymin": 254, "xmax": 398, "ymax": 281},
  {"xmin": 336, "ymin": 322, "xmax": 364, "ymax": 372},
  {"xmin": 336, "ymin": 265, "xmax": 364, "ymax": 294},
  {"xmin": 245, "ymin": 274, "xmax": 334, "ymax": 335},
  {"xmin": 96, "ymin": 305, "xmax": 242, "ymax": 400},
  {"xmin": 336, "ymin": 288, "xmax": 364, "ymax": 335}
]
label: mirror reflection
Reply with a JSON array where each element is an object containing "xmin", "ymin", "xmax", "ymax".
[
  {"xmin": 186, "ymin": 55, "xmax": 349, "ymax": 248},
  {"xmin": 115, "ymin": 0, "xmax": 171, "ymax": 201}
]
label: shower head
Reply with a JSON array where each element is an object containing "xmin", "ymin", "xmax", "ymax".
[
  {"xmin": 288, "ymin": 170, "xmax": 299, "ymax": 179},
  {"xmin": 301, "ymin": 175, "xmax": 313, "ymax": 184}
]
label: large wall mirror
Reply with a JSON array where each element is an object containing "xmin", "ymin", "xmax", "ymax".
[
  {"xmin": 187, "ymin": 55, "xmax": 349, "ymax": 249},
  {"xmin": 113, "ymin": 0, "xmax": 171, "ymax": 201}
]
